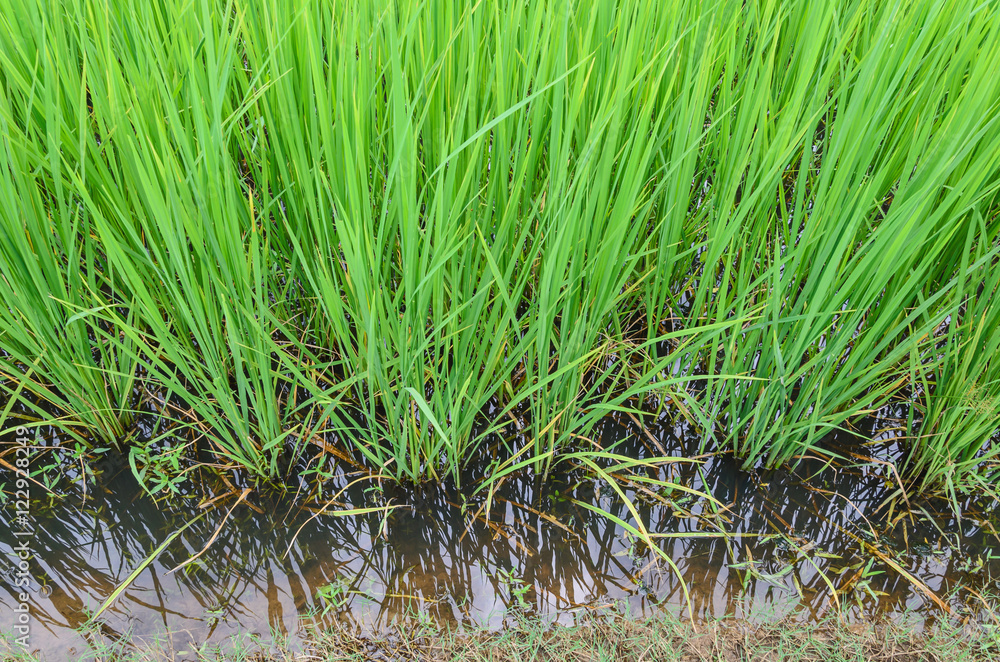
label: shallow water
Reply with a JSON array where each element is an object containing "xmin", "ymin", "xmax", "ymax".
[{"xmin": 3, "ymin": 414, "xmax": 1000, "ymax": 660}]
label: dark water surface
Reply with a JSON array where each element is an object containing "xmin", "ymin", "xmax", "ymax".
[{"xmin": 3, "ymin": 416, "xmax": 1000, "ymax": 660}]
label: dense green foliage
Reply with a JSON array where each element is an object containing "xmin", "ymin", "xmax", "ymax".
[{"xmin": 0, "ymin": 0, "xmax": 998, "ymax": 493}]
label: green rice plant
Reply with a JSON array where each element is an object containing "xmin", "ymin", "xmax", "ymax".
[
  {"xmin": 907, "ymin": 209, "xmax": 1000, "ymax": 499},
  {"xmin": 235, "ymin": 0, "xmax": 733, "ymax": 481},
  {"xmin": 508, "ymin": 0, "xmax": 709, "ymax": 467},
  {"xmin": 0, "ymin": 0, "xmax": 320, "ymax": 476},
  {"xmin": 233, "ymin": 0, "xmax": 549, "ymax": 482},
  {"xmin": 0, "ymin": 0, "xmax": 138, "ymax": 443},
  {"xmin": 70, "ymin": 0, "xmax": 323, "ymax": 477},
  {"xmin": 675, "ymin": 0, "xmax": 1000, "ymax": 469}
]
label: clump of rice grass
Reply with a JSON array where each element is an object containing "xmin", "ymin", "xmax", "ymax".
[
  {"xmin": 686, "ymin": 0, "xmax": 1000, "ymax": 470},
  {"xmin": 0, "ymin": 6, "xmax": 138, "ymax": 444},
  {"xmin": 0, "ymin": 0, "xmax": 998, "ymax": 495},
  {"xmin": 907, "ymin": 224, "xmax": 1000, "ymax": 500}
]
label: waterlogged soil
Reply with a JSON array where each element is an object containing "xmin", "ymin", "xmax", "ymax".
[{"xmin": 3, "ymin": 417, "xmax": 1000, "ymax": 661}]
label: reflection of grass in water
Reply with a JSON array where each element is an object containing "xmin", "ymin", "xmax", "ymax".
[{"xmin": 11, "ymin": 450, "xmax": 1000, "ymax": 656}]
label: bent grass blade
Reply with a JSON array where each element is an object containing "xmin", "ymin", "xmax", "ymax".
[{"xmin": 86, "ymin": 512, "xmax": 208, "ymax": 626}]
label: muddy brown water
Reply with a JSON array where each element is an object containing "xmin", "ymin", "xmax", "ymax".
[{"xmin": 3, "ymin": 415, "xmax": 1000, "ymax": 660}]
